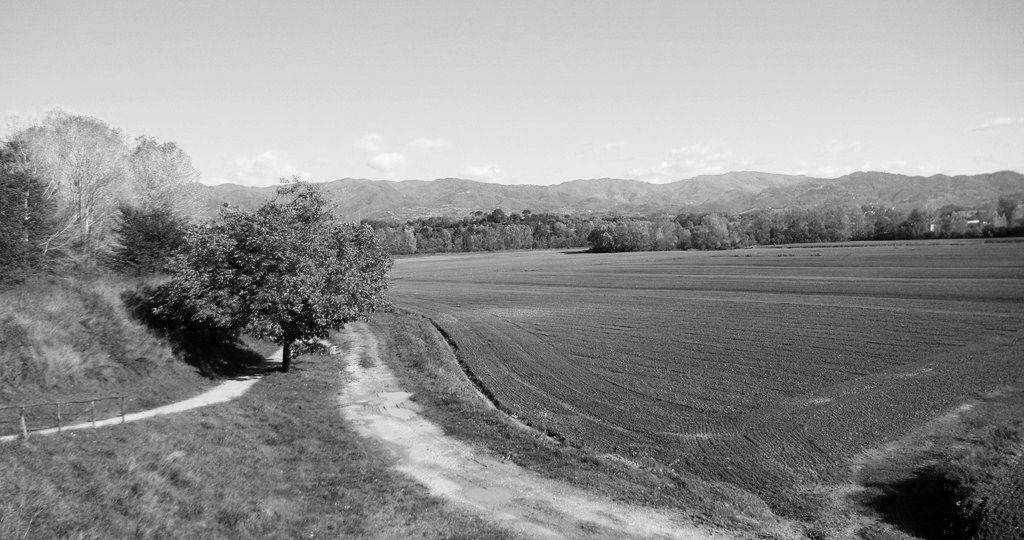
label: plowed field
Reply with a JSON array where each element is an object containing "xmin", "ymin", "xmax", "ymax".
[{"xmin": 389, "ymin": 240, "xmax": 1024, "ymax": 520}]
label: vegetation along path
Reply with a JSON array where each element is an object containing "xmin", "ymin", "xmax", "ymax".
[
  {"xmin": 0, "ymin": 349, "xmax": 282, "ymax": 443},
  {"xmin": 338, "ymin": 321, "xmax": 726, "ymax": 539}
]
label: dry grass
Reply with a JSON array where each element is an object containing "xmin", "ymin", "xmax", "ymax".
[{"xmin": 0, "ymin": 347, "xmax": 508, "ymax": 539}]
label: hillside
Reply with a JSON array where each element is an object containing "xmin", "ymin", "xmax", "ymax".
[
  {"xmin": 196, "ymin": 170, "xmax": 1024, "ymax": 221},
  {"xmin": 0, "ymin": 277, "xmax": 212, "ymax": 413}
]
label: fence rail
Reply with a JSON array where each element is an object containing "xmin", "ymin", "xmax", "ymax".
[{"xmin": 0, "ymin": 395, "xmax": 126, "ymax": 440}]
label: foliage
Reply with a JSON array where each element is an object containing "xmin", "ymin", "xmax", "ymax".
[
  {"xmin": 0, "ymin": 142, "xmax": 56, "ymax": 284},
  {"xmin": 107, "ymin": 204, "xmax": 189, "ymax": 276},
  {"xmin": 154, "ymin": 180, "xmax": 392, "ymax": 370}
]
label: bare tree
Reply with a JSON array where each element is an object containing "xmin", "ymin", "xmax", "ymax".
[
  {"xmin": 12, "ymin": 110, "xmax": 130, "ymax": 259},
  {"xmin": 129, "ymin": 135, "xmax": 200, "ymax": 216}
]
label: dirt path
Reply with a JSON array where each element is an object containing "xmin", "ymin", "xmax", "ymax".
[
  {"xmin": 1, "ymin": 348, "xmax": 282, "ymax": 443},
  {"xmin": 337, "ymin": 322, "xmax": 728, "ymax": 539}
]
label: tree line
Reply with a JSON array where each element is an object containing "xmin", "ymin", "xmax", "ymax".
[
  {"xmin": 363, "ymin": 208, "xmax": 594, "ymax": 255},
  {"xmin": 0, "ymin": 109, "xmax": 198, "ymax": 281},
  {"xmin": 364, "ymin": 200, "xmax": 1022, "ymax": 255}
]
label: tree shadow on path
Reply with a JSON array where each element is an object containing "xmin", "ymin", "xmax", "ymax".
[{"xmin": 122, "ymin": 287, "xmax": 271, "ymax": 378}]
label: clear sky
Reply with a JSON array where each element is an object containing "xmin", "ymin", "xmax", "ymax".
[{"xmin": 2, "ymin": 1, "xmax": 1022, "ymax": 186}]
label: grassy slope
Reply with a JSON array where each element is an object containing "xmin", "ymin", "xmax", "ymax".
[
  {"xmin": 0, "ymin": 347, "xmax": 508, "ymax": 539},
  {"xmin": 371, "ymin": 311, "xmax": 798, "ymax": 539},
  {"xmin": 0, "ymin": 276, "xmax": 215, "ymax": 433}
]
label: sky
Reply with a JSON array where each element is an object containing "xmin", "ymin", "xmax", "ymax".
[{"xmin": 1, "ymin": 0, "xmax": 1022, "ymax": 186}]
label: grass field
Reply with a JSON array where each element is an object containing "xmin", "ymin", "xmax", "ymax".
[
  {"xmin": 389, "ymin": 240, "xmax": 1024, "ymax": 529},
  {"xmin": 0, "ymin": 347, "xmax": 505, "ymax": 538}
]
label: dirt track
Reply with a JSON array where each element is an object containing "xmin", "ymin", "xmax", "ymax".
[{"xmin": 337, "ymin": 322, "xmax": 728, "ymax": 539}]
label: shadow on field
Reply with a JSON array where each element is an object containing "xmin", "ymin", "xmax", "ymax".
[
  {"xmin": 857, "ymin": 464, "xmax": 983, "ymax": 539},
  {"xmin": 558, "ymin": 249, "xmax": 591, "ymax": 255},
  {"xmin": 121, "ymin": 287, "xmax": 267, "ymax": 378}
]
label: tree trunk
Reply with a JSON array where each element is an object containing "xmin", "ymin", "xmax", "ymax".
[{"xmin": 281, "ymin": 340, "xmax": 292, "ymax": 372}]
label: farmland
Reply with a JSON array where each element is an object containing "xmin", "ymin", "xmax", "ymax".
[{"xmin": 389, "ymin": 240, "xmax": 1024, "ymax": 523}]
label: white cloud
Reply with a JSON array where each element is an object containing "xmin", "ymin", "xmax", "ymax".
[
  {"xmin": 463, "ymin": 163, "xmax": 504, "ymax": 183},
  {"xmin": 355, "ymin": 133, "xmax": 384, "ymax": 153},
  {"xmin": 353, "ymin": 133, "xmax": 407, "ymax": 174},
  {"xmin": 223, "ymin": 150, "xmax": 310, "ymax": 186},
  {"xmin": 408, "ymin": 137, "xmax": 452, "ymax": 150},
  {"xmin": 630, "ymin": 143, "xmax": 744, "ymax": 182},
  {"xmin": 366, "ymin": 152, "xmax": 406, "ymax": 172},
  {"xmin": 603, "ymin": 140, "xmax": 627, "ymax": 151},
  {"xmin": 822, "ymin": 140, "xmax": 864, "ymax": 154},
  {"xmin": 971, "ymin": 116, "xmax": 1024, "ymax": 131}
]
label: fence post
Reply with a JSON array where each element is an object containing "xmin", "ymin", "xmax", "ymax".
[
  {"xmin": 19, "ymin": 407, "xmax": 28, "ymax": 440},
  {"xmin": 120, "ymin": 397, "xmax": 125, "ymax": 424},
  {"xmin": 91, "ymin": 400, "xmax": 96, "ymax": 428},
  {"xmin": 56, "ymin": 402, "xmax": 61, "ymax": 433}
]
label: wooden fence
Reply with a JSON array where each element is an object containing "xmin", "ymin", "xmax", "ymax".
[{"xmin": 0, "ymin": 395, "xmax": 126, "ymax": 440}]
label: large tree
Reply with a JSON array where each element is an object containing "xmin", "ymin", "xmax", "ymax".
[{"xmin": 156, "ymin": 179, "xmax": 392, "ymax": 371}]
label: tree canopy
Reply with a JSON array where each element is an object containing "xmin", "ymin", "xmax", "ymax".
[{"xmin": 155, "ymin": 180, "xmax": 392, "ymax": 371}]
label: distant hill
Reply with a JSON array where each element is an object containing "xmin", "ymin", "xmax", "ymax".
[{"xmin": 196, "ymin": 170, "xmax": 1024, "ymax": 221}]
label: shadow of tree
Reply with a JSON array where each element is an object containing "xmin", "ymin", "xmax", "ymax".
[{"xmin": 121, "ymin": 286, "xmax": 270, "ymax": 378}]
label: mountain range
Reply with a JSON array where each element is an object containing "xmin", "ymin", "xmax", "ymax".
[{"xmin": 196, "ymin": 170, "xmax": 1024, "ymax": 221}]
